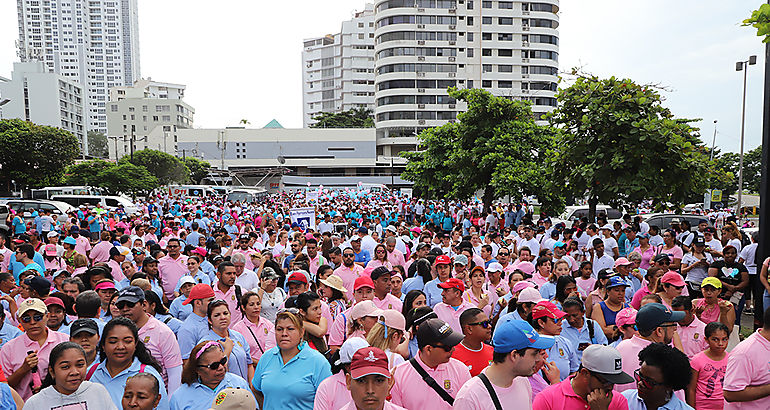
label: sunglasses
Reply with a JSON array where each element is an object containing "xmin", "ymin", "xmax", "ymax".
[
  {"xmin": 343, "ymin": 254, "xmax": 355, "ymax": 258},
  {"xmin": 116, "ymin": 301, "xmax": 137, "ymax": 310},
  {"xmin": 198, "ymin": 357, "xmax": 228, "ymax": 370},
  {"xmin": 430, "ymin": 344, "xmax": 454, "ymax": 352},
  {"xmin": 634, "ymin": 369, "xmax": 664, "ymax": 389},
  {"xmin": 21, "ymin": 313, "xmax": 45, "ymax": 323},
  {"xmin": 469, "ymin": 320, "xmax": 491, "ymax": 328},
  {"xmin": 498, "ymin": 253, "xmax": 510, "ymax": 256}
]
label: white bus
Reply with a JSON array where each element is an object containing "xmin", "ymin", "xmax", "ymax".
[
  {"xmin": 226, "ymin": 188, "xmax": 269, "ymax": 204},
  {"xmin": 31, "ymin": 186, "xmax": 103, "ymax": 200}
]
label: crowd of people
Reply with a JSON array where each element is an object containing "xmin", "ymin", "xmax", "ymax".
[{"xmin": 0, "ymin": 189, "xmax": 768, "ymax": 410}]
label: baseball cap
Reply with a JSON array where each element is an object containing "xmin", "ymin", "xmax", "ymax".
[
  {"xmin": 370, "ymin": 267, "xmax": 392, "ymax": 281},
  {"xmin": 416, "ymin": 318, "xmax": 463, "ymax": 347},
  {"xmin": 260, "ymin": 267, "xmax": 279, "ymax": 281},
  {"xmin": 701, "ymin": 277, "xmax": 722, "ymax": 289},
  {"xmin": 350, "ymin": 236, "xmax": 362, "ymax": 242},
  {"xmin": 63, "ymin": 236, "xmax": 77, "ymax": 245},
  {"xmin": 653, "ymin": 254, "xmax": 671, "ymax": 264},
  {"xmin": 597, "ymin": 268, "xmax": 614, "ymax": 280},
  {"xmin": 692, "ymin": 236, "xmax": 706, "ymax": 246},
  {"xmin": 350, "ymin": 300, "xmax": 382, "ymax": 320},
  {"xmin": 335, "ymin": 337, "xmax": 369, "ymax": 366},
  {"xmin": 286, "ymin": 272, "xmax": 308, "ymax": 285},
  {"xmin": 438, "ymin": 277, "xmax": 465, "ymax": 293},
  {"xmin": 517, "ymin": 287, "xmax": 544, "ymax": 303},
  {"xmin": 434, "ymin": 255, "xmax": 451, "ymax": 266},
  {"xmin": 636, "ymin": 302, "xmax": 685, "ymax": 333},
  {"xmin": 613, "ymin": 257, "xmax": 633, "ymax": 268},
  {"xmin": 116, "ymin": 286, "xmax": 145, "ymax": 304},
  {"xmin": 93, "ymin": 280, "xmax": 117, "ymax": 291},
  {"xmin": 182, "ymin": 284, "xmax": 215, "ymax": 305},
  {"xmin": 512, "ymin": 281, "xmax": 534, "ymax": 294},
  {"xmin": 70, "ymin": 318, "xmax": 99, "ymax": 337},
  {"xmin": 615, "ymin": 308, "xmax": 638, "ymax": 327},
  {"xmin": 606, "ymin": 276, "xmax": 629, "ymax": 289},
  {"xmin": 350, "ymin": 347, "xmax": 391, "ymax": 379},
  {"xmin": 453, "ymin": 254, "xmax": 469, "ymax": 266},
  {"xmin": 353, "ymin": 276, "xmax": 375, "ymax": 291},
  {"xmin": 41, "ymin": 242, "xmax": 59, "ymax": 256},
  {"xmin": 487, "ymin": 262, "xmax": 503, "ymax": 273},
  {"xmin": 210, "ymin": 388, "xmax": 256, "ymax": 410},
  {"xmin": 531, "ymin": 301, "xmax": 567, "ymax": 321},
  {"xmin": 600, "ymin": 224, "xmax": 613, "ymax": 231},
  {"xmin": 46, "ymin": 231, "xmax": 60, "ymax": 238},
  {"xmin": 179, "ymin": 276, "xmax": 196, "ymax": 287},
  {"xmin": 142, "ymin": 256, "xmax": 158, "ymax": 266},
  {"xmin": 44, "ymin": 296, "xmax": 65, "ymax": 310},
  {"xmin": 24, "ymin": 276, "xmax": 51, "ymax": 296},
  {"xmin": 492, "ymin": 316, "xmax": 555, "ymax": 352},
  {"xmin": 553, "ymin": 241, "xmax": 567, "ymax": 249},
  {"xmin": 660, "ymin": 272, "xmax": 686, "ymax": 287},
  {"xmin": 581, "ymin": 344, "xmax": 634, "ymax": 384},
  {"xmin": 379, "ymin": 309, "xmax": 406, "ymax": 331},
  {"xmin": 18, "ymin": 298, "xmax": 47, "ymax": 317},
  {"xmin": 516, "ymin": 261, "xmax": 536, "ymax": 276},
  {"xmin": 238, "ymin": 233, "xmax": 250, "ymax": 241}
]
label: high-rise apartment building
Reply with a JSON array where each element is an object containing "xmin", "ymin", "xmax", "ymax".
[
  {"xmin": 374, "ymin": 0, "xmax": 559, "ymax": 157},
  {"xmin": 106, "ymin": 78, "xmax": 194, "ymax": 160},
  {"xmin": 302, "ymin": 4, "xmax": 376, "ymax": 127},
  {"xmin": 16, "ymin": 0, "xmax": 141, "ymax": 135},
  {"xmin": 0, "ymin": 61, "xmax": 86, "ymax": 146}
]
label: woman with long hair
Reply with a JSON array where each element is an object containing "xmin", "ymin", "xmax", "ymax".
[
  {"xmin": 294, "ymin": 291, "xmax": 329, "ymax": 354},
  {"xmin": 552, "ymin": 275, "xmax": 578, "ymax": 310},
  {"xmin": 89, "ymin": 317, "xmax": 168, "ymax": 409},
  {"xmin": 463, "ymin": 266, "xmax": 492, "ymax": 316},
  {"xmin": 143, "ymin": 290, "xmax": 183, "ymax": 336},
  {"xmin": 660, "ymin": 229, "xmax": 684, "ymax": 272},
  {"xmin": 531, "ymin": 256, "xmax": 552, "ymax": 288},
  {"xmin": 25, "ymin": 342, "xmax": 116, "ymax": 409},
  {"xmin": 197, "ymin": 299, "xmax": 253, "ymax": 383},
  {"xmin": 401, "ymin": 258, "xmax": 432, "ymax": 294},
  {"xmin": 232, "ymin": 291, "xmax": 276, "ymax": 367},
  {"xmin": 585, "ymin": 269, "xmax": 610, "ymax": 318},
  {"xmin": 366, "ymin": 244, "xmax": 392, "ymax": 270},
  {"xmin": 365, "ymin": 309, "xmax": 407, "ymax": 370},
  {"xmin": 721, "ymin": 222, "xmax": 743, "ymax": 253},
  {"xmin": 170, "ymin": 340, "xmax": 254, "ymax": 410},
  {"xmin": 251, "ymin": 310, "xmax": 332, "ymax": 410},
  {"xmin": 401, "ymin": 290, "xmax": 427, "ymax": 318},
  {"xmin": 540, "ymin": 259, "xmax": 570, "ymax": 301},
  {"xmin": 318, "ymin": 274, "xmax": 347, "ymax": 321}
]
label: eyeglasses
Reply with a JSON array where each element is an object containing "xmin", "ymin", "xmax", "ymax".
[
  {"xmin": 116, "ymin": 301, "xmax": 137, "ymax": 310},
  {"xmin": 634, "ymin": 369, "xmax": 664, "ymax": 389},
  {"xmin": 430, "ymin": 344, "xmax": 454, "ymax": 352},
  {"xmin": 20, "ymin": 313, "xmax": 45, "ymax": 323},
  {"xmin": 469, "ymin": 320, "xmax": 491, "ymax": 328},
  {"xmin": 167, "ymin": 245, "xmax": 179, "ymax": 248},
  {"xmin": 278, "ymin": 307, "xmax": 300, "ymax": 315},
  {"xmin": 198, "ymin": 357, "xmax": 228, "ymax": 370}
]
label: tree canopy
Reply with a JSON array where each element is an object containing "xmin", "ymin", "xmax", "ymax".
[
  {"xmin": 97, "ymin": 162, "xmax": 159, "ymax": 196},
  {"xmin": 183, "ymin": 157, "xmax": 211, "ymax": 184},
  {"xmin": 401, "ymin": 87, "xmax": 562, "ymax": 212},
  {"xmin": 547, "ymin": 72, "xmax": 713, "ymax": 219},
  {"xmin": 0, "ymin": 119, "xmax": 81, "ymax": 190},
  {"xmin": 310, "ymin": 108, "xmax": 375, "ymax": 128},
  {"xmin": 87, "ymin": 131, "xmax": 109, "ymax": 158},
  {"xmin": 119, "ymin": 149, "xmax": 189, "ymax": 185},
  {"xmin": 62, "ymin": 159, "xmax": 115, "ymax": 186},
  {"xmin": 743, "ymin": 4, "xmax": 770, "ymax": 43}
]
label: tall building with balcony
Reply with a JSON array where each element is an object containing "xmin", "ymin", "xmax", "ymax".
[
  {"xmin": 373, "ymin": 0, "xmax": 559, "ymax": 157},
  {"xmin": 0, "ymin": 61, "xmax": 86, "ymax": 146},
  {"xmin": 16, "ymin": 0, "xmax": 141, "ymax": 136},
  {"xmin": 106, "ymin": 78, "xmax": 194, "ymax": 160},
  {"xmin": 302, "ymin": 4, "xmax": 376, "ymax": 127}
]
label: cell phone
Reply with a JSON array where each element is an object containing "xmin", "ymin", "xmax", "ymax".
[{"xmin": 578, "ymin": 342, "xmax": 590, "ymax": 351}]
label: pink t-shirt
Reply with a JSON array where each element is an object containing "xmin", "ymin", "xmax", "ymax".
[
  {"xmin": 387, "ymin": 249, "xmax": 406, "ymax": 268},
  {"xmin": 340, "ymin": 401, "xmax": 405, "ymax": 410},
  {"xmin": 90, "ymin": 241, "xmax": 112, "ymax": 263},
  {"xmin": 0, "ymin": 330, "xmax": 70, "ymax": 400},
  {"xmin": 724, "ymin": 330, "xmax": 770, "ymax": 410},
  {"xmin": 329, "ymin": 306, "xmax": 354, "ymax": 347},
  {"xmin": 533, "ymin": 376, "xmax": 628, "ymax": 410},
  {"xmin": 433, "ymin": 301, "xmax": 476, "ymax": 334},
  {"xmin": 391, "ymin": 354, "xmax": 471, "ymax": 410},
  {"xmin": 660, "ymin": 245, "xmax": 684, "ymax": 261},
  {"xmin": 630, "ymin": 286, "xmax": 653, "ymax": 310},
  {"xmin": 373, "ymin": 293, "xmax": 403, "ymax": 312},
  {"xmin": 690, "ymin": 351, "xmax": 728, "ymax": 410},
  {"xmin": 158, "ymin": 254, "xmax": 189, "ymax": 298},
  {"xmin": 695, "ymin": 299, "xmax": 721, "ymax": 324},
  {"xmin": 212, "ymin": 285, "xmax": 243, "ymax": 326},
  {"xmin": 454, "ymin": 369, "xmax": 532, "ymax": 410},
  {"xmin": 232, "ymin": 317, "xmax": 276, "ymax": 363},
  {"xmin": 138, "ymin": 315, "xmax": 182, "ymax": 385},
  {"xmin": 74, "ymin": 235, "xmax": 92, "ymax": 256},
  {"xmin": 333, "ymin": 264, "xmax": 365, "ymax": 300},
  {"xmin": 462, "ymin": 289, "xmax": 492, "ymax": 317},
  {"xmin": 313, "ymin": 371, "xmax": 352, "ymax": 410},
  {"xmin": 531, "ymin": 272, "xmax": 549, "ymax": 287},
  {"xmin": 615, "ymin": 335, "xmax": 653, "ymax": 392},
  {"xmin": 575, "ymin": 277, "xmax": 596, "ymax": 299},
  {"xmin": 678, "ymin": 316, "xmax": 708, "ymax": 358}
]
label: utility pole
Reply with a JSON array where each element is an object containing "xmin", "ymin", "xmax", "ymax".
[
  {"xmin": 130, "ymin": 124, "xmax": 136, "ymax": 161},
  {"xmin": 709, "ymin": 120, "xmax": 717, "ymax": 161},
  {"xmin": 757, "ymin": 0, "xmax": 770, "ymax": 328}
]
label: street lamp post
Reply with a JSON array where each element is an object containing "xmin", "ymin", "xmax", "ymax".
[
  {"xmin": 736, "ymin": 55, "xmax": 757, "ymax": 221},
  {"xmin": 709, "ymin": 120, "xmax": 717, "ymax": 162}
]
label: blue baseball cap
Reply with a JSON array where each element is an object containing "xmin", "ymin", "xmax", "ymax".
[
  {"xmin": 552, "ymin": 241, "xmax": 567, "ymax": 250},
  {"xmin": 492, "ymin": 317, "xmax": 555, "ymax": 353},
  {"xmin": 606, "ymin": 276, "xmax": 629, "ymax": 289},
  {"xmin": 63, "ymin": 236, "xmax": 77, "ymax": 245}
]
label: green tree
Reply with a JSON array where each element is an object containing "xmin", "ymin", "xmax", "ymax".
[
  {"xmin": 0, "ymin": 119, "xmax": 80, "ymax": 189},
  {"xmin": 97, "ymin": 162, "xmax": 159, "ymax": 196},
  {"xmin": 401, "ymin": 88, "xmax": 562, "ymax": 212},
  {"xmin": 310, "ymin": 108, "xmax": 375, "ymax": 128},
  {"xmin": 547, "ymin": 72, "xmax": 712, "ymax": 220},
  {"xmin": 62, "ymin": 159, "xmax": 115, "ymax": 186},
  {"xmin": 120, "ymin": 149, "xmax": 188, "ymax": 185},
  {"xmin": 87, "ymin": 131, "xmax": 109, "ymax": 158},
  {"xmin": 743, "ymin": 4, "xmax": 770, "ymax": 43},
  {"xmin": 183, "ymin": 157, "xmax": 211, "ymax": 184}
]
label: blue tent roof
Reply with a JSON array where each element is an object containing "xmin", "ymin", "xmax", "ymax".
[{"xmin": 263, "ymin": 119, "xmax": 283, "ymax": 129}]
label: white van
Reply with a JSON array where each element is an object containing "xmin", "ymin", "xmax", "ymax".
[
  {"xmin": 226, "ymin": 188, "xmax": 268, "ymax": 204},
  {"xmin": 51, "ymin": 195, "xmax": 139, "ymax": 215},
  {"xmin": 31, "ymin": 186, "xmax": 103, "ymax": 200}
]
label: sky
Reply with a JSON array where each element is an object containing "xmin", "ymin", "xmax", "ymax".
[{"xmin": 0, "ymin": 0, "xmax": 766, "ymax": 153}]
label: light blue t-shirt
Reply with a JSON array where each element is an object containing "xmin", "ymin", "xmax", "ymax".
[
  {"xmin": 424, "ymin": 278, "xmax": 443, "ymax": 307},
  {"xmin": 546, "ymin": 335, "xmax": 580, "ymax": 381},
  {"xmin": 622, "ymin": 389, "xmax": 693, "ymax": 410},
  {"xmin": 170, "ymin": 372, "xmax": 253, "ymax": 410},
  {"xmin": 0, "ymin": 321, "xmax": 22, "ymax": 348},
  {"xmin": 9, "ymin": 251, "xmax": 45, "ymax": 282},
  {"xmin": 155, "ymin": 313, "xmax": 183, "ymax": 336},
  {"xmin": 198, "ymin": 329, "xmax": 252, "ymax": 381},
  {"xmin": 169, "ymin": 295, "xmax": 193, "ymax": 321},
  {"xmin": 90, "ymin": 357, "xmax": 169, "ymax": 410},
  {"xmin": 559, "ymin": 317, "xmax": 609, "ymax": 360},
  {"xmin": 178, "ymin": 313, "xmax": 209, "ymax": 360},
  {"xmin": 251, "ymin": 342, "xmax": 332, "ymax": 410}
]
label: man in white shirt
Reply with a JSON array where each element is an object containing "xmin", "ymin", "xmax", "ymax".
[
  {"xmin": 601, "ymin": 225, "xmax": 619, "ymax": 259},
  {"xmin": 317, "ymin": 214, "xmax": 334, "ymax": 234},
  {"xmin": 230, "ymin": 252, "xmax": 260, "ymax": 291}
]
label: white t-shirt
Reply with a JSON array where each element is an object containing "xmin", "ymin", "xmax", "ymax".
[
  {"xmin": 740, "ymin": 243, "xmax": 758, "ymax": 275},
  {"xmin": 603, "ymin": 237, "xmax": 619, "ymax": 257}
]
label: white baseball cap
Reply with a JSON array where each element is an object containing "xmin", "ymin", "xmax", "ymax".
[{"xmin": 335, "ymin": 337, "xmax": 369, "ymax": 366}]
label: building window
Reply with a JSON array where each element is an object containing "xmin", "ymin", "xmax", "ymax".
[
  {"xmin": 482, "ymin": 48, "xmax": 492, "ymax": 56},
  {"xmin": 482, "ymin": 80, "xmax": 492, "ymax": 88},
  {"xmin": 467, "ymin": 17, "xmax": 473, "ymax": 26},
  {"xmin": 467, "ymin": 48, "xmax": 474, "ymax": 57},
  {"xmin": 498, "ymin": 64, "xmax": 513, "ymax": 72},
  {"xmin": 498, "ymin": 49, "xmax": 513, "ymax": 57},
  {"xmin": 482, "ymin": 16, "xmax": 492, "ymax": 25},
  {"xmin": 498, "ymin": 80, "xmax": 513, "ymax": 88},
  {"xmin": 483, "ymin": 64, "xmax": 492, "ymax": 72},
  {"xmin": 482, "ymin": 1, "xmax": 492, "ymax": 7},
  {"xmin": 499, "ymin": 1, "xmax": 513, "ymax": 8},
  {"xmin": 482, "ymin": 33, "xmax": 492, "ymax": 40},
  {"xmin": 499, "ymin": 17, "xmax": 513, "ymax": 25}
]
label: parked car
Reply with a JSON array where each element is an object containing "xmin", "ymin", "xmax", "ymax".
[
  {"xmin": 0, "ymin": 204, "xmax": 9, "ymax": 236},
  {"xmin": 0, "ymin": 199, "xmax": 75, "ymax": 223},
  {"xmin": 551, "ymin": 205, "xmax": 625, "ymax": 225},
  {"xmin": 642, "ymin": 213, "xmax": 711, "ymax": 232},
  {"xmin": 50, "ymin": 195, "xmax": 139, "ymax": 215}
]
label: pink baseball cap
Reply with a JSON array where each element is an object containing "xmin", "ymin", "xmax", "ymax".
[
  {"xmin": 515, "ymin": 261, "xmax": 536, "ymax": 276},
  {"xmin": 660, "ymin": 272, "xmax": 686, "ymax": 287},
  {"xmin": 94, "ymin": 281, "xmax": 116, "ymax": 291},
  {"xmin": 614, "ymin": 257, "xmax": 633, "ymax": 268},
  {"xmin": 379, "ymin": 309, "xmax": 406, "ymax": 331},
  {"xmin": 512, "ymin": 281, "xmax": 534, "ymax": 294},
  {"xmin": 44, "ymin": 244, "xmax": 57, "ymax": 256},
  {"xmin": 615, "ymin": 307, "xmax": 638, "ymax": 327}
]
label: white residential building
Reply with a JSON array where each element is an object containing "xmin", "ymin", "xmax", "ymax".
[
  {"xmin": 16, "ymin": 0, "xmax": 141, "ymax": 135},
  {"xmin": 302, "ymin": 3, "xmax": 376, "ymax": 127},
  {"xmin": 373, "ymin": 0, "xmax": 559, "ymax": 157},
  {"xmin": 0, "ymin": 61, "xmax": 85, "ymax": 147},
  {"xmin": 106, "ymin": 78, "xmax": 194, "ymax": 160}
]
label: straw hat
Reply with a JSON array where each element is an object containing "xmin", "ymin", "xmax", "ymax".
[{"xmin": 319, "ymin": 274, "xmax": 347, "ymax": 293}]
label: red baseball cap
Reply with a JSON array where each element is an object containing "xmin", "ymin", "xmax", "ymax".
[
  {"xmin": 531, "ymin": 301, "xmax": 567, "ymax": 321},
  {"xmin": 44, "ymin": 296, "xmax": 65, "ymax": 310},
  {"xmin": 438, "ymin": 277, "xmax": 465, "ymax": 293},
  {"xmin": 434, "ymin": 255, "xmax": 451, "ymax": 266},
  {"xmin": 354, "ymin": 276, "xmax": 375, "ymax": 291},
  {"xmin": 287, "ymin": 271, "xmax": 308, "ymax": 285},
  {"xmin": 350, "ymin": 346, "xmax": 391, "ymax": 379},
  {"xmin": 182, "ymin": 284, "xmax": 215, "ymax": 305}
]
